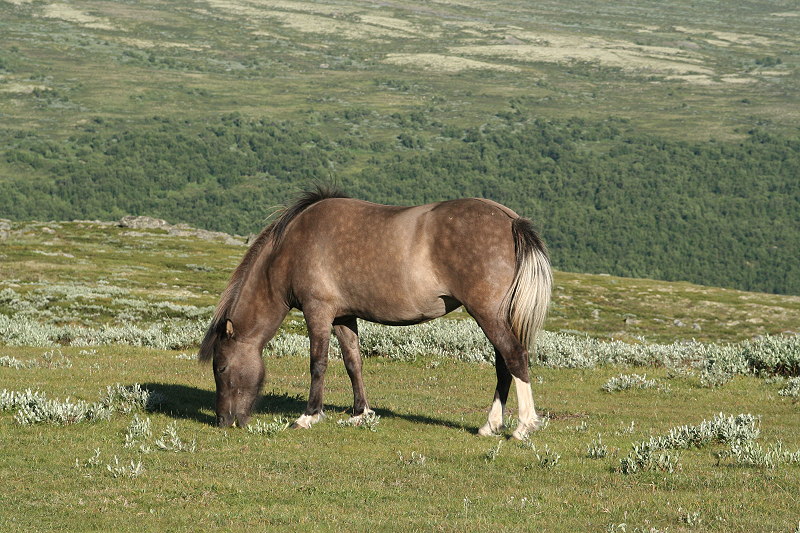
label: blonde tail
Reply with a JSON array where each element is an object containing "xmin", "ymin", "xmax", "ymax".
[{"xmin": 506, "ymin": 217, "xmax": 552, "ymax": 355}]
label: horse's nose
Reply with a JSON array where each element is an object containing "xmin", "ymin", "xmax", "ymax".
[
  {"xmin": 234, "ymin": 412, "xmax": 251, "ymax": 428},
  {"xmin": 217, "ymin": 413, "xmax": 235, "ymax": 428}
]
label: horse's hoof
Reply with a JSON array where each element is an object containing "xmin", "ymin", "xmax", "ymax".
[
  {"xmin": 478, "ymin": 423, "xmax": 503, "ymax": 437},
  {"xmin": 346, "ymin": 409, "xmax": 376, "ymax": 426},
  {"xmin": 511, "ymin": 429, "xmax": 528, "ymax": 441},
  {"xmin": 291, "ymin": 412, "xmax": 325, "ymax": 429},
  {"xmin": 511, "ymin": 419, "xmax": 541, "ymax": 440}
]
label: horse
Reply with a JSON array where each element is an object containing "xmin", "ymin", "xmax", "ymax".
[{"xmin": 198, "ymin": 187, "xmax": 552, "ymax": 440}]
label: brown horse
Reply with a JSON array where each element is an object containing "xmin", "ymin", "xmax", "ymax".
[{"xmin": 199, "ymin": 188, "xmax": 552, "ymax": 440}]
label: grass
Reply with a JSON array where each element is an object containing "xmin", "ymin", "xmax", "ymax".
[
  {"xmin": 1, "ymin": 220, "xmax": 800, "ymax": 530},
  {"xmin": 2, "ymin": 346, "xmax": 799, "ymax": 531}
]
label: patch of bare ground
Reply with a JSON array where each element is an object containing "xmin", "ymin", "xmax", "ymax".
[
  {"xmin": 383, "ymin": 53, "xmax": 520, "ymax": 73},
  {"xmin": 40, "ymin": 3, "xmax": 118, "ymax": 31},
  {"xmin": 452, "ymin": 38, "xmax": 714, "ymax": 75}
]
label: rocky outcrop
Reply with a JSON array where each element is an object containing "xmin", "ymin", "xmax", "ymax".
[{"xmin": 117, "ymin": 216, "xmax": 246, "ymax": 246}]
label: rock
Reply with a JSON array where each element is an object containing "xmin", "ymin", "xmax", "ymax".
[
  {"xmin": 503, "ymin": 35, "xmax": 525, "ymax": 45},
  {"xmin": 673, "ymin": 319, "xmax": 686, "ymax": 327},
  {"xmin": 118, "ymin": 215, "xmax": 170, "ymax": 230},
  {"xmin": 117, "ymin": 216, "xmax": 246, "ymax": 246}
]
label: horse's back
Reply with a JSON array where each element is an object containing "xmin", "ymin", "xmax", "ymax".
[
  {"xmin": 295, "ymin": 196, "xmax": 518, "ymax": 268},
  {"xmin": 296, "ymin": 196, "xmax": 518, "ymax": 240},
  {"xmin": 275, "ymin": 197, "xmax": 520, "ymax": 323}
]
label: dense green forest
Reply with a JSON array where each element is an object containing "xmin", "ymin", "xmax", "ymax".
[{"xmin": 2, "ymin": 113, "xmax": 798, "ymax": 295}]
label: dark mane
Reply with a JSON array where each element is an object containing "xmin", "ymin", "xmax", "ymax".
[
  {"xmin": 269, "ymin": 185, "xmax": 349, "ymax": 246},
  {"xmin": 198, "ymin": 186, "xmax": 348, "ymax": 362}
]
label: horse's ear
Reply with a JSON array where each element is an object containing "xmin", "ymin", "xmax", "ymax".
[{"xmin": 215, "ymin": 318, "xmax": 235, "ymax": 339}]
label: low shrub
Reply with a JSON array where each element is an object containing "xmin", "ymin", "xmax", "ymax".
[{"xmin": 0, "ymin": 383, "xmax": 159, "ymax": 426}]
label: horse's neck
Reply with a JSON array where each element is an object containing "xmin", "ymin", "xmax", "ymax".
[{"xmin": 228, "ymin": 263, "xmax": 288, "ymax": 349}]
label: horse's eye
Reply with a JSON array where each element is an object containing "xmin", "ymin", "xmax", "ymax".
[{"xmin": 215, "ymin": 364, "xmax": 228, "ymax": 374}]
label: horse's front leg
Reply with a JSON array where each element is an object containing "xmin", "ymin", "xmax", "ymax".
[
  {"xmin": 292, "ymin": 310, "xmax": 333, "ymax": 429},
  {"xmin": 334, "ymin": 317, "xmax": 374, "ymax": 424}
]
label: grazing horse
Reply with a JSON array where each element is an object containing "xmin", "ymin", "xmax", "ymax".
[{"xmin": 199, "ymin": 188, "xmax": 552, "ymax": 440}]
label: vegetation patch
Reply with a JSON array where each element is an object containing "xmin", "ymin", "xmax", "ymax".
[
  {"xmin": 41, "ymin": 3, "xmax": 117, "ymax": 31},
  {"xmin": 383, "ymin": 53, "xmax": 520, "ymax": 73},
  {"xmin": 453, "ymin": 38, "xmax": 714, "ymax": 75},
  {"xmin": 601, "ymin": 373, "xmax": 667, "ymax": 393},
  {"xmin": 778, "ymin": 377, "xmax": 800, "ymax": 400},
  {"xmin": 618, "ymin": 413, "xmax": 760, "ymax": 474},
  {"xmin": 0, "ymin": 383, "xmax": 160, "ymax": 426}
]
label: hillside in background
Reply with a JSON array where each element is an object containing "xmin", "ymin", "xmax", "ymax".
[
  {"xmin": 2, "ymin": 219, "xmax": 798, "ymax": 345},
  {"xmin": 1, "ymin": 0, "xmax": 798, "ymax": 294}
]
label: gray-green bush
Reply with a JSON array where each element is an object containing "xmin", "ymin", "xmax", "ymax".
[
  {"xmin": 2, "ymin": 306, "xmax": 799, "ymax": 378},
  {"xmin": 619, "ymin": 413, "xmax": 761, "ymax": 474},
  {"xmin": 602, "ymin": 373, "xmax": 665, "ymax": 392},
  {"xmin": 0, "ymin": 383, "xmax": 160, "ymax": 426},
  {"xmin": 778, "ymin": 377, "xmax": 800, "ymax": 399}
]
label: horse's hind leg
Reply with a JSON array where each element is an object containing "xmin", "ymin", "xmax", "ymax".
[
  {"xmin": 478, "ymin": 348, "xmax": 512, "ymax": 437},
  {"xmin": 472, "ymin": 314, "xmax": 540, "ymax": 440},
  {"xmin": 292, "ymin": 308, "xmax": 334, "ymax": 429},
  {"xmin": 334, "ymin": 317, "xmax": 374, "ymax": 424}
]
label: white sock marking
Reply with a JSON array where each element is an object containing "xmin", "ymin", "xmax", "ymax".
[
  {"xmin": 346, "ymin": 409, "xmax": 375, "ymax": 425},
  {"xmin": 478, "ymin": 398, "xmax": 505, "ymax": 436},
  {"xmin": 512, "ymin": 376, "xmax": 539, "ymax": 440},
  {"xmin": 293, "ymin": 412, "xmax": 325, "ymax": 429}
]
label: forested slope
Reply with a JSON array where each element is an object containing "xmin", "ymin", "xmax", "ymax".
[{"xmin": 2, "ymin": 114, "xmax": 798, "ymax": 294}]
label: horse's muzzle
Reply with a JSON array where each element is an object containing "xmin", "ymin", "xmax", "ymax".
[{"xmin": 216, "ymin": 413, "xmax": 235, "ymax": 428}]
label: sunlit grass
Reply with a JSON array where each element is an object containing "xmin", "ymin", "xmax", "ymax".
[
  {"xmin": 2, "ymin": 347, "xmax": 799, "ymax": 531},
  {"xmin": 1, "ymin": 191, "xmax": 799, "ymax": 529}
]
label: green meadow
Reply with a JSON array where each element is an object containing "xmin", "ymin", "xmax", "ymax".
[
  {"xmin": 1, "ymin": 221, "xmax": 799, "ymax": 532},
  {"xmin": 2, "ymin": 346, "xmax": 799, "ymax": 532},
  {"xmin": 2, "ymin": 1, "xmax": 800, "ymax": 530},
  {"xmin": 2, "ymin": 0, "xmax": 798, "ymax": 137}
]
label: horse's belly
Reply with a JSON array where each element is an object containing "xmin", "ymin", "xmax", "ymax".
[{"xmin": 343, "ymin": 289, "xmax": 458, "ymax": 326}]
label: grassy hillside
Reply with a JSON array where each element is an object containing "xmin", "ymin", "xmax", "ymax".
[
  {"xmin": 2, "ymin": 345, "xmax": 799, "ymax": 531},
  {"xmin": 1, "ymin": 219, "xmax": 798, "ymax": 343},
  {"xmin": 1, "ymin": 0, "xmax": 799, "ymax": 295},
  {"xmin": 2, "ymin": 222, "xmax": 800, "ymax": 532},
  {"xmin": 2, "ymin": 0, "xmax": 798, "ymax": 135}
]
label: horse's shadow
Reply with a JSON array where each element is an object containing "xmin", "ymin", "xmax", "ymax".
[{"xmin": 142, "ymin": 382, "xmax": 468, "ymax": 432}]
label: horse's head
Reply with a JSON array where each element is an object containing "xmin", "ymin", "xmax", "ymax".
[{"xmin": 207, "ymin": 319, "xmax": 265, "ymax": 428}]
